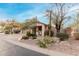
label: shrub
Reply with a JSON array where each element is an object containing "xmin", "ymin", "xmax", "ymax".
[
  {"xmin": 43, "ymin": 36, "xmax": 54, "ymax": 44},
  {"xmin": 44, "ymin": 30, "xmax": 54, "ymax": 37},
  {"xmin": 27, "ymin": 31, "xmax": 31, "ymax": 37},
  {"xmin": 31, "ymin": 33, "xmax": 36, "ymax": 36},
  {"xmin": 4, "ymin": 25, "xmax": 12, "ymax": 33},
  {"xmin": 31, "ymin": 33, "xmax": 37, "ymax": 39},
  {"xmin": 21, "ymin": 35, "xmax": 29, "ymax": 40},
  {"xmin": 74, "ymin": 33, "xmax": 79, "ymax": 40},
  {"xmin": 13, "ymin": 29, "xmax": 20, "ymax": 34},
  {"xmin": 5, "ymin": 30, "xmax": 10, "ymax": 34},
  {"xmin": 26, "ymin": 31, "xmax": 37, "ymax": 39},
  {"xmin": 56, "ymin": 32, "xmax": 69, "ymax": 41},
  {"xmin": 37, "ymin": 36, "xmax": 54, "ymax": 48},
  {"xmin": 32, "ymin": 36, "xmax": 37, "ymax": 39},
  {"xmin": 37, "ymin": 40, "xmax": 47, "ymax": 48}
]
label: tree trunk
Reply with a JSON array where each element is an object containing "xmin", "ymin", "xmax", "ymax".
[
  {"xmin": 56, "ymin": 23, "xmax": 61, "ymax": 35},
  {"xmin": 49, "ymin": 28, "xmax": 51, "ymax": 36}
]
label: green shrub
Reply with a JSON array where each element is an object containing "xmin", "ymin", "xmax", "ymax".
[
  {"xmin": 31, "ymin": 33, "xmax": 37, "ymax": 39},
  {"xmin": 37, "ymin": 40, "xmax": 47, "ymax": 48},
  {"xmin": 26, "ymin": 31, "xmax": 31, "ymax": 37},
  {"xmin": 21, "ymin": 35, "xmax": 29, "ymax": 40},
  {"xmin": 43, "ymin": 36, "xmax": 54, "ymax": 44},
  {"xmin": 13, "ymin": 29, "xmax": 20, "ymax": 34},
  {"xmin": 56, "ymin": 32, "xmax": 69, "ymax": 41},
  {"xmin": 5, "ymin": 30, "xmax": 10, "ymax": 34},
  {"xmin": 4, "ymin": 25, "xmax": 12, "ymax": 33},
  {"xmin": 37, "ymin": 36, "xmax": 54, "ymax": 48},
  {"xmin": 32, "ymin": 36, "xmax": 37, "ymax": 39},
  {"xmin": 31, "ymin": 33, "xmax": 36, "ymax": 36},
  {"xmin": 26, "ymin": 31, "xmax": 37, "ymax": 39}
]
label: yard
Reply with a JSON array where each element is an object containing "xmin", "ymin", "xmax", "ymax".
[
  {"xmin": 21, "ymin": 37, "xmax": 79, "ymax": 55},
  {"xmin": 3, "ymin": 33, "xmax": 79, "ymax": 56},
  {"xmin": 0, "ymin": 3, "xmax": 79, "ymax": 56}
]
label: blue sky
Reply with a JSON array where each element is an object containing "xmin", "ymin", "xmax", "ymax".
[
  {"xmin": 0, "ymin": 3, "xmax": 79, "ymax": 27},
  {"xmin": 0, "ymin": 3, "xmax": 50, "ymax": 24}
]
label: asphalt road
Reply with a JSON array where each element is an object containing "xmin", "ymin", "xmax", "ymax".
[{"xmin": 0, "ymin": 34, "xmax": 47, "ymax": 56}]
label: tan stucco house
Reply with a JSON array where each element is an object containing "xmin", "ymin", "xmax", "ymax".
[{"xmin": 28, "ymin": 20, "xmax": 55, "ymax": 36}]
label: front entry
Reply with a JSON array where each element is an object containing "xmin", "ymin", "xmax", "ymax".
[{"xmin": 36, "ymin": 26, "xmax": 42, "ymax": 36}]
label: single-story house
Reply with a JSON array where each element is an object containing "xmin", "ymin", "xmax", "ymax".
[{"xmin": 28, "ymin": 20, "xmax": 55, "ymax": 36}]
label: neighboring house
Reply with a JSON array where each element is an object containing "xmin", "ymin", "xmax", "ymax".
[
  {"xmin": 65, "ymin": 23, "xmax": 79, "ymax": 37},
  {"xmin": 70, "ymin": 23, "xmax": 79, "ymax": 37},
  {"xmin": 64, "ymin": 27, "xmax": 72, "ymax": 37},
  {"xmin": 71, "ymin": 24, "xmax": 79, "ymax": 32}
]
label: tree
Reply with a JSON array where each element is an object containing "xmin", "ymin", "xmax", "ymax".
[
  {"xmin": 21, "ymin": 17, "xmax": 38, "ymax": 33},
  {"xmin": 75, "ymin": 13, "xmax": 79, "ymax": 25},
  {"xmin": 72, "ymin": 12, "xmax": 79, "ymax": 30},
  {"xmin": 45, "ymin": 3, "xmax": 73, "ymax": 35},
  {"xmin": 22, "ymin": 17, "xmax": 37, "ymax": 29},
  {"xmin": 0, "ymin": 22, "xmax": 5, "ymax": 27},
  {"xmin": 4, "ymin": 19, "xmax": 22, "ymax": 33},
  {"xmin": 4, "ymin": 25, "xmax": 13, "ymax": 33}
]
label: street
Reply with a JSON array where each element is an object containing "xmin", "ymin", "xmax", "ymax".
[{"xmin": 0, "ymin": 34, "xmax": 47, "ymax": 56}]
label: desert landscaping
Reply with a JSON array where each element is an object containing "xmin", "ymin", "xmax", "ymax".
[{"xmin": 0, "ymin": 3, "xmax": 79, "ymax": 56}]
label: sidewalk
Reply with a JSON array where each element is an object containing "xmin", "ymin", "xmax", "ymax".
[{"xmin": 2, "ymin": 34, "xmax": 71, "ymax": 56}]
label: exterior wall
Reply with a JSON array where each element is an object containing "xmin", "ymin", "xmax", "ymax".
[{"xmin": 35, "ymin": 22, "xmax": 55, "ymax": 36}]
